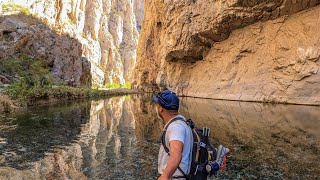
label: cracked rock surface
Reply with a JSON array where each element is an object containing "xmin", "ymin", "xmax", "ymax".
[
  {"xmin": 1, "ymin": 0, "xmax": 143, "ymax": 86},
  {"xmin": 134, "ymin": 1, "xmax": 320, "ymax": 105},
  {"xmin": 0, "ymin": 15, "xmax": 91, "ymax": 87}
]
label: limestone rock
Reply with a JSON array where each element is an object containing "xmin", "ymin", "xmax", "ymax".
[
  {"xmin": 134, "ymin": 0, "xmax": 144, "ymax": 32},
  {"xmin": 3, "ymin": 0, "xmax": 143, "ymax": 86},
  {"xmin": 1, "ymin": 0, "xmax": 140, "ymax": 87},
  {"xmin": 0, "ymin": 15, "xmax": 90, "ymax": 87},
  {"xmin": 140, "ymin": 0, "xmax": 320, "ymax": 63},
  {"xmin": 134, "ymin": 1, "xmax": 320, "ymax": 105}
]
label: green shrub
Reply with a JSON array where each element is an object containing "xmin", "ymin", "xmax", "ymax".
[
  {"xmin": 2, "ymin": 4, "xmax": 31, "ymax": 15},
  {"xmin": 105, "ymin": 83, "xmax": 121, "ymax": 89},
  {"xmin": 105, "ymin": 82, "xmax": 131, "ymax": 89},
  {"xmin": 123, "ymin": 82, "xmax": 131, "ymax": 89},
  {"xmin": 3, "ymin": 55, "xmax": 52, "ymax": 99}
]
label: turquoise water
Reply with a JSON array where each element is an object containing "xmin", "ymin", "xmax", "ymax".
[{"xmin": 0, "ymin": 94, "xmax": 319, "ymax": 179}]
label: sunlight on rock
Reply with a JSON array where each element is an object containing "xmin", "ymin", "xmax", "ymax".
[{"xmin": 1, "ymin": 0, "xmax": 144, "ymax": 87}]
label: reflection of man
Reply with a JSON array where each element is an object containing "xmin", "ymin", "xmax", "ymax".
[{"xmin": 153, "ymin": 90, "xmax": 193, "ymax": 180}]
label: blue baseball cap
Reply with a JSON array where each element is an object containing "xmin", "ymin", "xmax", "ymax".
[{"xmin": 153, "ymin": 90, "xmax": 179, "ymax": 111}]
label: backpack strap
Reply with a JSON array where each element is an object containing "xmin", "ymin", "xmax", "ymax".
[
  {"xmin": 161, "ymin": 117, "xmax": 189, "ymax": 179},
  {"xmin": 193, "ymin": 128, "xmax": 201, "ymax": 163}
]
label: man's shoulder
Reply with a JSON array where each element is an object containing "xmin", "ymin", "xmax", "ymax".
[
  {"xmin": 168, "ymin": 116, "xmax": 190, "ymax": 131},
  {"xmin": 171, "ymin": 115, "xmax": 186, "ymax": 124},
  {"xmin": 174, "ymin": 114, "xmax": 186, "ymax": 120}
]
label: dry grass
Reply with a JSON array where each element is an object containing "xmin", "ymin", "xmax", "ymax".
[{"xmin": 0, "ymin": 94, "xmax": 20, "ymax": 114}]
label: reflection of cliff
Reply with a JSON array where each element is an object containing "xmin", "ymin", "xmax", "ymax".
[
  {"xmin": 1, "ymin": 95, "xmax": 319, "ymax": 179},
  {"xmin": 180, "ymin": 97, "xmax": 320, "ymax": 179},
  {"xmin": 80, "ymin": 95, "xmax": 159, "ymax": 179},
  {"xmin": 0, "ymin": 101, "xmax": 91, "ymax": 179},
  {"xmin": 0, "ymin": 95, "xmax": 160, "ymax": 179},
  {"xmin": 129, "ymin": 94, "xmax": 162, "ymax": 141},
  {"xmin": 0, "ymin": 145, "xmax": 87, "ymax": 180}
]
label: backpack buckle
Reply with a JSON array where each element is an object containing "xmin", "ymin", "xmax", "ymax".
[
  {"xmin": 194, "ymin": 165, "xmax": 199, "ymax": 175},
  {"xmin": 194, "ymin": 142, "xmax": 207, "ymax": 148}
]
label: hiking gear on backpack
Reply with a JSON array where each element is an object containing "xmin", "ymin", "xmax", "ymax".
[
  {"xmin": 160, "ymin": 117, "xmax": 230, "ymax": 180},
  {"xmin": 206, "ymin": 145, "xmax": 230, "ymax": 176}
]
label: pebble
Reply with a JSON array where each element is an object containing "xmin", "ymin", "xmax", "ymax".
[
  {"xmin": 17, "ymin": 146, "xmax": 26, "ymax": 152},
  {"xmin": 0, "ymin": 138, "xmax": 8, "ymax": 149},
  {"xmin": 0, "ymin": 155, "xmax": 5, "ymax": 164},
  {"xmin": 3, "ymin": 151, "xmax": 16, "ymax": 158}
]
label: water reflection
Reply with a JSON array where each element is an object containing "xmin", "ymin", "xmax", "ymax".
[
  {"xmin": 179, "ymin": 98, "xmax": 320, "ymax": 179},
  {"xmin": 80, "ymin": 96, "xmax": 160, "ymax": 179},
  {"xmin": 0, "ymin": 94, "xmax": 319, "ymax": 179},
  {"xmin": 0, "ymin": 100, "xmax": 91, "ymax": 179}
]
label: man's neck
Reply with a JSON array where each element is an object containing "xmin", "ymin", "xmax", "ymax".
[{"xmin": 163, "ymin": 114, "xmax": 179, "ymax": 125}]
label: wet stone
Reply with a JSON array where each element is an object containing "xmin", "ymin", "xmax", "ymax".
[
  {"xmin": 0, "ymin": 155, "xmax": 5, "ymax": 164},
  {"xmin": 2, "ymin": 151, "xmax": 17, "ymax": 162},
  {"xmin": 0, "ymin": 138, "xmax": 8, "ymax": 149},
  {"xmin": 17, "ymin": 145, "xmax": 26, "ymax": 152}
]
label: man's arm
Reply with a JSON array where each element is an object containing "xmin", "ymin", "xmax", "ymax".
[{"xmin": 158, "ymin": 140, "xmax": 184, "ymax": 180}]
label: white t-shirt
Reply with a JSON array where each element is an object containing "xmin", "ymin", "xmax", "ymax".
[{"xmin": 158, "ymin": 115, "xmax": 193, "ymax": 178}]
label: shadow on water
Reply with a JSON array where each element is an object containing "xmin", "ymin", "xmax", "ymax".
[
  {"xmin": 0, "ymin": 101, "xmax": 91, "ymax": 170},
  {"xmin": 0, "ymin": 94, "xmax": 320, "ymax": 179}
]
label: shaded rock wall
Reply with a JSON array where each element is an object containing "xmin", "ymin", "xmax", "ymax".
[
  {"xmin": 134, "ymin": 1, "xmax": 320, "ymax": 105},
  {"xmin": 134, "ymin": 0, "xmax": 144, "ymax": 32},
  {"xmin": 1, "ymin": 0, "xmax": 144, "ymax": 87},
  {"xmin": 0, "ymin": 14, "xmax": 91, "ymax": 87}
]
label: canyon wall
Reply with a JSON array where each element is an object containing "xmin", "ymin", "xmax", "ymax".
[
  {"xmin": 0, "ymin": 14, "xmax": 91, "ymax": 87},
  {"xmin": 1, "ymin": 0, "xmax": 144, "ymax": 87},
  {"xmin": 133, "ymin": 0, "xmax": 320, "ymax": 105}
]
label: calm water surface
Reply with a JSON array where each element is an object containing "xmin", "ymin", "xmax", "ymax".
[{"xmin": 0, "ymin": 94, "xmax": 319, "ymax": 179}]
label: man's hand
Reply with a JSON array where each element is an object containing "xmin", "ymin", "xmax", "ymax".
[{"xmin": 158, "ymin": 140, "xmax": 184, "ymax": 179}]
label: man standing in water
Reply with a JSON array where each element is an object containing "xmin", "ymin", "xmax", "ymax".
[{"xmin": 153, "ymin": 90, "xmax": 193, "ymax": 180}]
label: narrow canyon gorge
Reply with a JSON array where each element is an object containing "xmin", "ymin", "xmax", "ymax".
[
  {"xmin": 1, "ymin": 0, "xmax": 320, "ymax": 104},
  {"xmin": 1, "ymin": 1, "xmax": 320, "ymax": 179},
  {"xmin": 1, "ymin": 0, "xmax": 144, "ymax": 87}
]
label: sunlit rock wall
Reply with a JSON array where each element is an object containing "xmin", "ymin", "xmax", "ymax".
[
  {"xmin": 134, "ymin": 0, "xmax": 320, "ymax": 105},
  {"xmin": 1, "ymin": 0, "xmax": 144, "ymax": 87}
]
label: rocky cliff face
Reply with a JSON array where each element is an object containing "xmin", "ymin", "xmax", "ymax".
[
  {"xmin": 0, "ymin": 14, "xmax": 91, "ymax": 87},
  {"xmin": 134, "ymin": 1, "xmax": 320, "ymax": 105},
  {"xmin": 1, "ymin": 0, "xmax": 143, "ymax": 87}
]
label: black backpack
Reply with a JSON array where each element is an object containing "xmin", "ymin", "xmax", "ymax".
[{"xmin": 161, "ymin": 117, "xmax": 226, "ymax": 180}]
